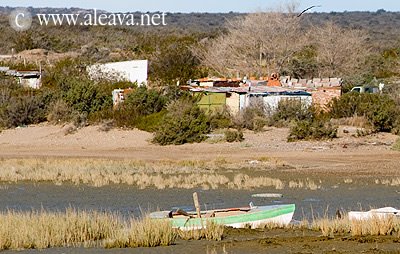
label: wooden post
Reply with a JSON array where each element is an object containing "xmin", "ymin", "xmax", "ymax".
[{"xmin": 193, "ymin": 192, "xmax": 201, "ymax": 218}]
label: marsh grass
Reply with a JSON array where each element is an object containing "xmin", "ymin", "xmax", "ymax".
[
  {"xmin": 350, "ymin": 215, "xmax": 396, "ymax": 236},
  {"xmin": 392, "ymin": 138, "xmax": 400, "ymax": 151},
  {"xmin": 0, "ymin": 158, "xmax": 318, "ymax": 190},
  {"xmin": 311, "ymin": 217, "xmax": 351, "ymax": 237},
  {"xmin": 0, "ymin": 208, "xmax": 121, "ymax": 250},
  {"xmin": 104, "ymin": 217, "xmax": 176, "ymax": 248},
  {"xmin": 375, "ymin": 178, "xmax": 400, "ymax": 186},
  {"xmin": 0, "ymin": 208, "xmax": 224, "ymax": 251},
  {"xmin": 177, "ymin": 221, "xmax": 224, "ymax": 241},
  {"xmin": 3, "ymin": 208, "xmax": 400, "ymax": 250},
  {"xmin": 309, "ymin": 214, "xmax": 400, "ymax": 238},
  {"xmin": 288, "ymin": 179, "xmax": 321, "ymax": 190}
]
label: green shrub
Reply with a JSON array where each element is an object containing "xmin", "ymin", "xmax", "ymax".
[
  {"xmin": 329, "ymin": 93, "xmax": 399, "ymax": 132},
  {"xmin": 148, "ymin": 36, "xmax": 207, "ymax": 84},
  {"xmin": 89, "ymin": 87, "xmax": 170, "ymax": 131},
  {"xmin": 288, "ymin": 119, "xmax": 338, "ymax": 142},
  {"xmin": 270, "ymin": 99, "xmax": 313, "ymax": 127},
  {"xmin": 208, "ymin": 108, "xmax": 232, "ymax": 130},
  {"xmin": 153, "ymin": 98, "xmax": 210, "ymax": 145},
  {"xmin": 393, "ymin": 138, "xmax": 400, "ymax": 151},
  {"xmin": 47, "ymin": 99, "xmax": 72, "ymax": 124},
  {"xmin": 233, "ymin": 102, "xmax": 267, "ymax": 132},
  {"xmin": 135, "ymin": 110, "xmax": 167, "ymax": 132},
  {"xmin": 0, "ymin": 94, "xmax": 48, "ymax": 128},
  {"xmin": 124, "ymin": 87, "xmax": 168, "ymax": 116},
  {"xmin": 64, "ymin": 79, "xmax": 110, "ymax": 114},
  {"xmin": 224, "ymin": 129, "xmax": 244, "ymax": 143}
]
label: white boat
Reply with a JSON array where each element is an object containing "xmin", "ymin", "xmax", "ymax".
[
  {"xmin": 348, "ymin": 207, "xmax": 400, "ymax": 220},
  {"xmin": 150, "ymin": 203, "xmax": 295, "ymax": 230}
]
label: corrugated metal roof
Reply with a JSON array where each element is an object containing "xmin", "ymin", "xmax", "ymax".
[{"xmin": 185, "ymin": 85, "xmax": 311, "ymax": 96}]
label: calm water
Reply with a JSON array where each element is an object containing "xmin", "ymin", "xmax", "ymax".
[
  {"xmin": 1, "ymin": 181, "xmax": 400, "ymax": 254},
  {"xmin": 0, "ymin": 181, "xmax": 399, "ymax": 220}
]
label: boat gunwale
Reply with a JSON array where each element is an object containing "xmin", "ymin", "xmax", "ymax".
[{"xmin": 163, "ymin": 204, "xmax": 295, "ymax": 228}]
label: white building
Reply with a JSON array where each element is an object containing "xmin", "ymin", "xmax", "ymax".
[{"xmin": 88, "ymin": 60, "xmax": 148, "ymax": 86}]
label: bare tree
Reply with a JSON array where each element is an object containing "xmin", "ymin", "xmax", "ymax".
[
  {"xmin": 195, "ymin": 2, "xmax": 369, "ymax": 79},
  {"xmin": 310, "ymin": 21, "xmax": 369, "ymax": 77},
  {"xmin": 194, "ymin": 3, "xmax": 305, "ymax": 77}
]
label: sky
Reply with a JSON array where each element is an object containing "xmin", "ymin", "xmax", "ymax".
[{"xmin": 1, "ymin": 0, "xmax": 399, "ymax": 13}]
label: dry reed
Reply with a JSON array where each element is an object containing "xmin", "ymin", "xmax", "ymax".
[
  {"xmin": 0, "ymin": 158, "xmax": 319, "ymax": 190},
  {"xmin": 0, "ymin": 208, "xmax": 121, "ymax": 250},
  {"xmin": 375, "ymin": 178, "xmax": 400, "ymax": 186},
  {"xmin": 176, "ymin": 221, "xmax": 224, "ymax": 241},
  {"xmin": 104, "ymin": 217, "xmax": 176, "ymax": 248},
  {"xmin": 311, "ymin": 217, "xmax": 351, "ymax": 237},
  {"xmin": 350, "ymin": 215, "xmax": 395, "ymax": 236},
  {"xmin": 310, "ymin": 215, "xmax": 400, "ymax": 237},
  {"xmin": 3, "ymin": 207, "xmax": 400, "ymax": 250},
  {"xmin": 0, "ymin": 208, "xmax": 225, "ymax": 251},
  {"xmin": 288, "ymin": 179, "xmax": 321, "ymax": 190}
]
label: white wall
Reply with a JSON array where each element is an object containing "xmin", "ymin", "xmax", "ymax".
[
  {"xmin": 262, "ymin": 95, "xmax": 312, "ymax": 111},
  {"xmin": 242, "ymin": 94, "xmax": 312, "ymax": 114},
  {"xmin": 88, "ymin": 60, "xmax": 148, "ymax": 86}
]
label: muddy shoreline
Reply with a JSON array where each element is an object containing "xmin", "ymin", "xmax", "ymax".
[
  {"xmin": 1, "ymin": 125, "xmax": 400, "ymax": 253},
  {"xmin": 3, "ymin": 228, "xmax": 400, "ymax": 254}
]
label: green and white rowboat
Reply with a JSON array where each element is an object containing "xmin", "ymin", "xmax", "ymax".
[{"xmin": 150, "ymin": 203, "xmax": 295, "ymax": 230}]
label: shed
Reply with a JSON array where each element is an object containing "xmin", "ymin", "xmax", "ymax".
[
  {"xmin": 246, "ymin": 90, "xmax": 312, "ymax": 113},
  {"xmin": 197, "ymin": 92, "xmax": 226, "ymax": 112},
  {"xmin": 6, "ymin": 70, "xmax": 42, "ymax": 89}
]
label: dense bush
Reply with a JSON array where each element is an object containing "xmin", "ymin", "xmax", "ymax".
[
  {"xmin": 124, "ymin": 86, "xmax": 168, "ymax": 116},
  {"xmin": 270, "ymin": 99, "xmax": 313, "ymax": 127},
  {"xmin": 329, "ymin": 93, "xmax": 400, "ymax": 132},
  {"xmin": 153, "ymin": 98, "xmax": 210, "ymax": 145},
  {"xmin": 64, "ymin": 80, "xmax": 110, "ymax": 114},
  {"xmin": 91, "ymin": 86, "xmax": 171, "ymax": 131},
  {"xmin": 0, "ymin": 94, "xmax": 48, "ymax": 128},
  {"xmin": 135, "ymin": 110, "xmax": 167, "ymax": 133},
  {"xmin": 233, "ymin": 100, "xmax": 267, "ymax": 132},
  {"xmin": 224, "ymin": 129, "xmax": 244, "ymax": 143},
  {"xmin": 47, "ymin": 99, "xmax": 73, "ymax": 123},
  {"xmin": 393, "ymin": 138, "xmax": 400, "ymax": 151},
  {"xmin": 149, "ymin": 36, "xmax": 207, "ymax": 85},
  {"xmin": 208, "ymin": 108, "xmax": 232, "ymax": 130},
  {"xmin": 288, "ymin": 119, "xmax": 338, "ymax": 142}
]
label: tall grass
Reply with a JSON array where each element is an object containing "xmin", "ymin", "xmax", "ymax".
[
  {"xmin": 392, "ymin": 138, "xmax": 400, "ymax": 151},
  {"xmin": 0, "ymin": 209, "xmax": 121, "ymax": 250},
  {"xmin": 104, "ymin": 217, "xmax": 176, "ymax": 248},
  {"xmin": 0, "ymin": 208, "xmax": 225, "ymax": 251},
  {"xmin": 376, "ymin": 178, "xmax": 400, "ymax": 186},
  {"xmin": 310, "ymin": 215, "xmax": 400, "ymax": 237},
  {"xmin": 350, "ymin": 215, "xmax": 395, "ymax": 236},
  {"xmin": 177, "ymin": 221, "xmax": 224, "ymax": 241},
  {"xmin": 311, "ymin": 217, "xmax": 351, "ymax": 237},
  {"xmin": 3, "ymin": 208, "xmax": 400, "ymax": 250},
  {"xmin": 288, "ymin": 179, "xmax": 321, "ymax": 190},
  {"xmin": 0, "ymin": 158, "xmax": 320, "ymax": 190}
]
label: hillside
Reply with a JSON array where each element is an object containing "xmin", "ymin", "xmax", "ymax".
[{"xmin": 0, "ymin": 7, "xmax": 399, "ymax": 54}]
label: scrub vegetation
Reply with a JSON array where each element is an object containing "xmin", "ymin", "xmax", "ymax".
[
  {"xmin": 1, "ymin": 3, "xmax": 400, "ymax": 143},
  {"xmin": 0, "ymin": 158, "xmax": 324, "ymax": 190}
]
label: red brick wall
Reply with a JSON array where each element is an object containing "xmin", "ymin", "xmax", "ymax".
[{"xmin": 312, "ymin": 87, "xmax": 341, "ymax": 110}]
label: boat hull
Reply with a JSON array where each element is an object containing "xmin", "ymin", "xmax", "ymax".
[
  {"xmin": 349, "ymin": 207, "xmax": 400, "ymax": 220},
  {"xmin": 152, "ymin": 204, "xmax": 295, "ymax": 230}
]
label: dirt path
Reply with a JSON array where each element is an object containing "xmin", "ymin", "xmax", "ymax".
[{"xmin": 0, "ymin": 123, "xmax": 399, "ymax": 176}]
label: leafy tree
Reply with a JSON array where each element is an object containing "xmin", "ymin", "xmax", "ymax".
[
  {"xmin": 329, "ymin": 93, "xmax": 399, "ymax": 132},
  {"xmin": 124, "ymin": 86, "xmax": 167, "ymax": 116},
  {"xmin": 153, "ymin": 98, "xmax": 211, "ymax": 145},
  {"xmin": 149, "ymin": 36, "xmax": 207, "ymax": 84}
]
